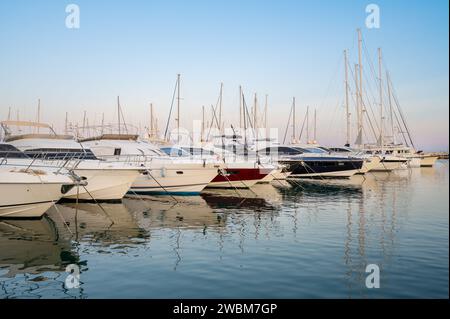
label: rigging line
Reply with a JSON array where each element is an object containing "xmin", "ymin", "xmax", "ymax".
[
  {"xmin": 205, "ymin": 85, "xmax": 224, "ymax": 141},
  {"xmin": 298, "ymin": 110, "xmax": 307, "ymax": 143},
  {"xmin": 282, "ymin": 103, "xmax": 293, "ymax": 144},
  {"xmin": 164, "ymin": 77, "xmax": 179, "ymax": 140},
  {"xmin": 318, "ymin": 51, "xmax": 345, "ymax": 112},
  {"xmin": 388, "ymin": 76, "xmax": 416, "ymax": 149}
]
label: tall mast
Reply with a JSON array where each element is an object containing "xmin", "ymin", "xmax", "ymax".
[
  {"xmin": 177, "ymin": 74, "xmax": 181, "ymax": 142},
  {"xmin": 219, "ymin": 82, "xmax": 223, "ymax": 133},
  {"xmin": 354, "ymin": 64, "xmax": 360, "ymax": 146},
  {"xmin": 357, "ymin": 28, "xmax": 364, "ymax": 147},
  {"xmin": 292, "ymin": 97, "xmax": 296, "ymax": 143},
  {"xmin": 314, "ymin": 108, "xmax": 317, "ymax": 143},
  {"xmin": 117, "ymin": 96, "xmax": 121, "ymax": 135},
  {"xmin": 386, "ymin": 71, "xmax": 395, "ymax": 145},
  {"xmin": 378, "ymin": 47, "xmax": 384, "ymax": 152},
  {"xmin": 65, "ymin": 112, "xmax": 68, "ymax": 135},
  {"xmin": 37, "ymin": 99, "xmax": 41, "ymax": 133},
  {"xmin": 7, "ymin": 107, "xmax": 11, "ymax": 121},
  {"xmin": 253, "ymin": 93, "xmax": 257, "ymax": 130},
  {"xmin": 201, "ymin": 105, "xmax": 205, "ymax": 142},
  {"xmin": 344, "ymin": 49, "xmax": 350, "ymax": 146},
  {"xmin": 239, "ymin": 85, "xmax": 242, "ymax": 129},
  {"xmin": 101, "ymin": 112, "xmax": 104, "ymax": 135},
  {"xmin": 82, "ymin": 110, "xmax": 87, "ymax": 136},
  {"xmin": 264, "ymin": 94, "xmax": 268, "ymax": 137},
  {"xmin": 306, "ymin": 106, "xmax": 310, "ymax": 143},
  {"xmin": 150, "ymin": 103, "xmax": 154, "ymax": 137}
]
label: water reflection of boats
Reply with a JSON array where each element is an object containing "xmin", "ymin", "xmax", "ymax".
[
  {"xmin": 201, "ymin": 189, "xmax": 277, "ymax": 211},
  {"xmin": 280, "ymin": 177, "xmax": 364, "ymax": 199},
  {"xmin": 123, "ymin": 196, "xmax": 226, "ymax": 230},
  {"xmin": 0, "ymin": 216, "xmax": 76, "ymax": 277},
  {"xmin": 45, "ymin": 203, "xmax": 149, "ymax": 245}
]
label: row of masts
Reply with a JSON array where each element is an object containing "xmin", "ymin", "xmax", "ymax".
[
  {"xmin": 342, "ymin": 28, "xmax": 414, "ymax": 151},
  {"xmin": 4, "ymin": 29, "xmax": 413, "ymax": 149}
]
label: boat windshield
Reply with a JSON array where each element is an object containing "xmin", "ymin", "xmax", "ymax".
[
  {"xmin": 160, "ymin": 147, "xmax": 190, "ymax": 157},
  {"xmin": 0, "ymin": 144, "xmax": 29, "ymax": 159},
  {"xmin": 181, "ymin": 147, "xmax": 216, "ymax": 156},
  {"xmin": 303, "ymin": 147, "xmax": 328, "ymax": 154},
  {"xmin": 23, "ymin": 148, "xmax": 98, "ymax": 160}
]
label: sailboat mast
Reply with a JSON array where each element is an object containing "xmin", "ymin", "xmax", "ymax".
[
  {"xmin": 239, "ymin": 85, "xmax": 242, "ymax": 129},
  {"xmin": 314, "ymin": 108, "xmax": 317, "ymax": 143},
  {"xmin": 150, "ymin": 103, "xmax": 154, "ymax": 137},
  {"xmin": 177, "ymin": 74, "xmax": 181, "ymax": 142},
  {"xmin": 264, "ymin": 94, "xmax": 268, "ymax": 137},
  {"xmin": 37, "ymin": 99, "xmax": 41, "ymax": 133},
  {"xmin": 101, "ymin": 112, "xmax": 104, "ymax": 135},
  {"xmin": 292, "ymin": 97, "xmax": 296, "ymax": 143},
  {"xmin": 201, "ymin": 105, "xmax": 205, "ymax": 142},
  {"xmin": 306, "ymin": 106, "xmax": 310, "ymax": 143},
  {"xmin": 378, "ymin": 47, "xmax": 384, "ymax": 152},
  {"xmin": 254, "ymin": 93, "xmax": 257, "ymax": 130},
  {"xmin": 117, "ymin": 96, "xmax": 121, "ymax": 135},
  {"xmin": 357, "ymin": 28, "xmax": 364, "ymax": 147},
  {"xmin": 386, "ymin": 72, "xmax": 396, "ymax": 145},
  {"xmin": 219, "ymin": 82, "xmax": 223, "ymax": 133},
  {"xmin": 344, "ymin": 49, "xmax": 350, "ymax": 146},
  {"xmin": 65, "ymin": 112, "xmax": 68, "ymax": 135}
]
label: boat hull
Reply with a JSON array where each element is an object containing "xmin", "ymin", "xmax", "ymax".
[
  {"xmin": 420, "ymin": 156, "xmax": 438, "ymax": 167},
  {"xmin": 130, "ymin": 165, "xmax": 219, "ymax": 195},
  {"xmin": 0, "ymin": 183, "xmax": 66, "ymax": 218},
  {"xmin": 280, "ymin": 159, "xmax": 363, "ymax": 179},
  {"xmin": 371, "ymin": 159, "xmax": 407, "ymax": 171},
  {"xmin": 207, "ymin": 168, "xmax": 268, "ymax": 189},
  {"xmin": 63, "ymin": 168, "xmax": 140, "ymax": 200}
]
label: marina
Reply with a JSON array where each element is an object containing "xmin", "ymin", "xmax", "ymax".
[
  {"xmin": 0, "ymin": 0, "xmax": 448, "ymax": 303},
  {"xmin": 0, "ymin": 163, "xmax": 448, "ymax": 298}
]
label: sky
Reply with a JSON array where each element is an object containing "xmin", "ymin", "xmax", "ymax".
[{"xmin": 0, "ymin": 0, "xmax": 448, "ymax": 151}]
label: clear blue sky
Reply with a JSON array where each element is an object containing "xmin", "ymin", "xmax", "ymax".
[{"xmin": 0, "ymin": 0, "xmax": 448, "ymax": 150}]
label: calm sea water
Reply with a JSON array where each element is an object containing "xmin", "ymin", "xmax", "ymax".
[{"xmin": 1, "ymin": 162, "xmax": 448, "ymax": 299}]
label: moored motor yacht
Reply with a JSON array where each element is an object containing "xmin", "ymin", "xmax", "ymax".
[
  {"xmin": 259, "ymin": 145, "xmax": 364, "ymax": 179},
  {"xmin": 162, "ymin": 145, "xmax": 272, "ymax": 188},
  {"xmin": 0, "ymin": 143, "xmax": 78, "ymax": 218},
  {"xmin": 79, "ymin": 134, "xmax": 221, "ymax": 195},
  {"xmin": 1, "ymin": 121, "xmax": 142, "ymax": 201}
]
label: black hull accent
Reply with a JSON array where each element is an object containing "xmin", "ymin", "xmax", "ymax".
[{"xmin": 279, "ymin": 160, "xmax": 364, "ymax": 175}]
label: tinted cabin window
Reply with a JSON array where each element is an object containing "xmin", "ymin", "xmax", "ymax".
[
  {"xmin": 23, "ymin": 148, "xmax": 98, "ymax": 160},
  {"xmin": 0, "ymin": 144, "xmax": 28, "ymax": 158},
  {"xmin": 114, "ymin": 148, "xmax": 121, "ymax": 156}
]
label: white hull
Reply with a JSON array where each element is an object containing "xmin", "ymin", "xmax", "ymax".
[
  {"xmin": 0, "ymin": 183, "xmax": 65, "ymax": 218},
  {"xmin": 64, "ymin": 168, "xmax": 140, "ymax": 200},
  {"xmin": 130, "ymin": 164, "xmax": 218, "ymax": 195},
  {"xmin": 407, "ymin": 157, "xmax": 422, "ymax": 168},
  {"xmin": 420, "ymin": 156, "xmax": 438, "ymax": 167},
  {"xmin": 371, "ymin": 157, "xmax": 407, "ymax": 172},
  {"xmin": 359, "ymin": 156, "xmax": 381, "ymax": 173},
  {"xmin": 257, "ymin": 168, "xmax": 280, "ymax": 183},
  {"xmin": 288, "ymin": 169, "xmax": 359, "ymax": 179}
]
